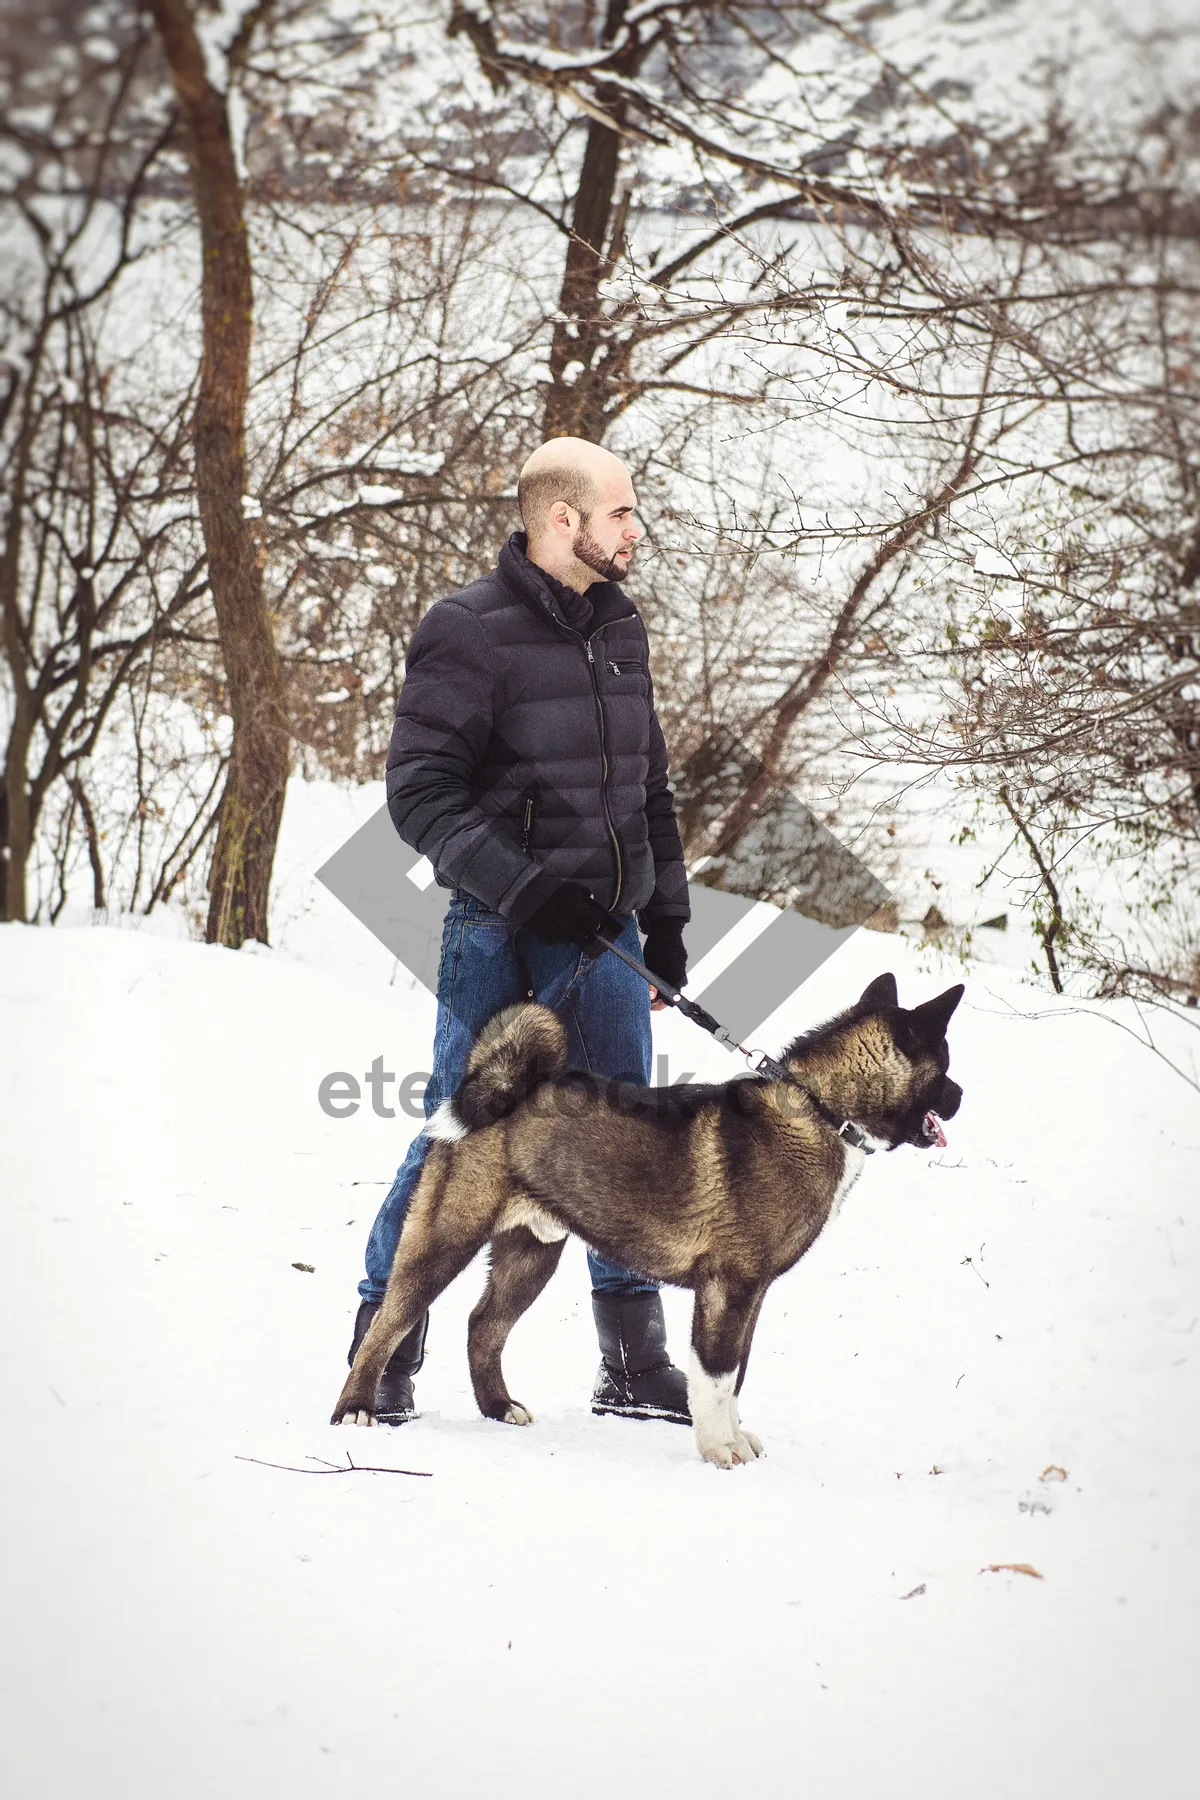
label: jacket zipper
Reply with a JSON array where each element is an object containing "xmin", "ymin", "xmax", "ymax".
[
  {"xmin": 585, "ymin": 635, "xmax": 623, "ymax": 911},
  {"xmin": 521, "ymin": 794, "xmax": 534, "ymax": 854},
  {"xmin": 536, "ymin": 604, "xmax": 631, "ymax": 913}
]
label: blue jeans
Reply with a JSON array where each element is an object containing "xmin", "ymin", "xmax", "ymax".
[{"xmin": 359, "ymin": 889, "xmax": 660, "ymax": 1305}]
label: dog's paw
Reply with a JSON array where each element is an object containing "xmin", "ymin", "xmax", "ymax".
[
  {"xmin": 698, "ymin": 1439, "xmax": 737, "ymax": 1469},
  {"xmin": 349, "ymin": 1409, "xmax": 375, "ymax": 1427},
  {"xmin": 502, "ymin": 1402, "xmax": 534, "ymax": 1426},
  {"xmin": 732, "ymin": 1428, "xmax": 764, "ymax": 1461},
  {"xmin": 698, "ymin": 1432, "xmax": 762, "ymax": 1468}
]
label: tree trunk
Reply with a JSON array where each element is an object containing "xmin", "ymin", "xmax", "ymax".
[
  {"xmin": 542, "ymin": 1, "xmax": 630, "ymax": 442},
  {"xmin": 0, "ymin": 350, "xmax": 40, "ymax": 923},
  {"xmin": 148, "ymin": 0, "xmax": 289, "ymax": 947},
  {"xmin": 0, "ymin": 720, "xmax": 34, "ymax": 923}
]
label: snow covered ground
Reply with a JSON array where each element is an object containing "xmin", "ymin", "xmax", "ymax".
[{"xmin": 2, "ymin": 780, "xmax": 1198, "ymax": 1799}]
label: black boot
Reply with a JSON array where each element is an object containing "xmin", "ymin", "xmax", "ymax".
[
  {"xmin": 591, "ymin": 1291, "xmax": 691, "ymax": 1425},
  {"xmin": 347, "ymin": 1300, "xmax": 428, "ymax": 1425}
]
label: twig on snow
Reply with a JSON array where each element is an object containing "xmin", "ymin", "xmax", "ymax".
[{"xmin": 236, "ymin": 1451, "xmax": 432, "ymax": 1478}]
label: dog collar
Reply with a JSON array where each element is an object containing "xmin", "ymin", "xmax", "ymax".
[
  {"xmin": 753, "ymin": 1053, "xmax": 876, "ymax": 1154},
  {"xmin": 838, "ymin": 1120, "xmax": 874, "ymax": 1153}
]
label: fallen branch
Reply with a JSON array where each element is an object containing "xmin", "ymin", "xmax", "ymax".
[{"xmin": 236, "ymin": 1452, "xmax": 432, "ymax": 1478}]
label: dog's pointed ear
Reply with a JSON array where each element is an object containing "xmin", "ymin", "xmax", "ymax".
[
  {"xmin": 906, "ymin": 984, "xmax": 965, "ymax": 1044},
  {"xmin": 858, "ymin": 972, "xmax": 899, "ymax": 1011}
]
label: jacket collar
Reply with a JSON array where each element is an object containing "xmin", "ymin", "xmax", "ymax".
[{"xmin": 497, "ymin": 531, "xmax": 637, "ymax": 635}]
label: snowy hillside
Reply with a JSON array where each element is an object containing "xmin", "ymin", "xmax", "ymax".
[{"xmin": 2, "ymin": 780, "xmax": 1198, "ymax": 1799}]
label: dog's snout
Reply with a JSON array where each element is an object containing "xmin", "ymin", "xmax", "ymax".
[{"xmin": 940, "ymin": 1078, "xmax": 963, "ymax": 1119}]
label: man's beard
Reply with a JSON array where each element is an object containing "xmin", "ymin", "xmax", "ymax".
[{"xmin": 573, "ymin": 518, "xmax": 628, "ymax": 583}]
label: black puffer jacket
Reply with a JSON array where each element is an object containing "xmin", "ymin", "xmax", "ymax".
[{"xmin": 385, "ymin": 533, "xmax": 690, "ymax": 928}]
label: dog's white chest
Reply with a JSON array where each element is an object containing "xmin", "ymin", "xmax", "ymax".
[{"xmin": 827, "ymin": 1141, "xmax": 868, "ymax": 1222}]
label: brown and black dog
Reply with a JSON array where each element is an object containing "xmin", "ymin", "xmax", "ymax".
[{"xmin": 332, "ymin": 972, "xmax": 964, "ymax": 1467}]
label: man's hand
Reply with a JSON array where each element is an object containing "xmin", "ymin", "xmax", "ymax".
[
  {"xmin": 642, "ymin": 918, "xmax": 687, "ymax": 1012},
  {"xmin": 522, "ymin": 881, "xmax": 622, "ymax": 953}
]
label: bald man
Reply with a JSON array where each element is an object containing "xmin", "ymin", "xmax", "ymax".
[{"xmin": 345, "ymin": 438, "xmax": 693, "ymax": 1426}]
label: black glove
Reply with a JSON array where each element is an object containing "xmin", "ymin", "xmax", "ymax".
[
  {"xmin": 641, "ymin": 918, "xmax": 687, "ymax": 995},
  {"xmin": 523, "ymin": 881, "xmax": 621, "ymax": 954}
]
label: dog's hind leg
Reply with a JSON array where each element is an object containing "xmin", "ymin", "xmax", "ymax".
[
  {"xmin": 468, "ymin": 1226, "xmax": 566, "ymax": 1426},
  {"xmin": 689, "ymin": 1275, "xmax": 767, "ymax": 1470}
]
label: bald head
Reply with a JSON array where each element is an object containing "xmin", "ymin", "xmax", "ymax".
[
  {"xmin": 516, "ymin": 437, "xmax": 642, "ymax": 591},
  {"xmin": 517, "ymin": 438, "xmax": 627, "ymax": 538}
]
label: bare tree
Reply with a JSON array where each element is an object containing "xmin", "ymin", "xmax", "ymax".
[
  {"xmin": 0, "ymin": 4, "xmax": 211, "ymax": 922},
  {"xmin": 147, "ymin": 0, "xmax": 290, "ymax": 947},
  {"xmin": 815, "ymin": 87, "xmax": 1200, "ymax": 993}
]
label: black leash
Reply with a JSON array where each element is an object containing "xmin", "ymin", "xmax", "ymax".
[
  {"xmin": 507, "ymin": 915, "xmax": 872, "ymax": 1152},
  {"xmin": 588, "ymin": 925, "xmax": 875, "ymax": 1153}
]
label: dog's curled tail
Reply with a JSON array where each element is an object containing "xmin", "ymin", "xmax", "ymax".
[{"xmin": 425, "ymin": 1002, "xmax": 567, "ymax": 1142}]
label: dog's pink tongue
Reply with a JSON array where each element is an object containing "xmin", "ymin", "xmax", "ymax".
[{"xmin": 925, "ymin": 1111, "xmax": 947, "ymax": 1148}]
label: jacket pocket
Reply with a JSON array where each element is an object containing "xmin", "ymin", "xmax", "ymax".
[{"xmin": 606, "ymin": 659, "xmax": 647, "ymax": 678}]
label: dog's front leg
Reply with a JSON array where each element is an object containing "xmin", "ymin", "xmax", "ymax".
[
  {"xmin": 727, "ymin": 1392, "xmax": 762, "ymax": 1464},
  {"xmin": 688, "ymin": 1278, "xmax": 765, "ymax": 1469}
]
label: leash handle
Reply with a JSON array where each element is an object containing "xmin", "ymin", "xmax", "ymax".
[
  {"xmin": 594, "ymin": 932, "xmax": 749, "ymax": 1057},
  {"xmin": 589, "ymin": 928, "xmax": 678, "ymax": 997}
]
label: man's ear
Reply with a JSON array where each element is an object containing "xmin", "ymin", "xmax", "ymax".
[
  {"xmin": 858, "ymin": 972, "xmax": 899, "ymax": 1011},
  {"xmin": 905, "ymin": 984, "xmax": 965, "ymax": 1045}
]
